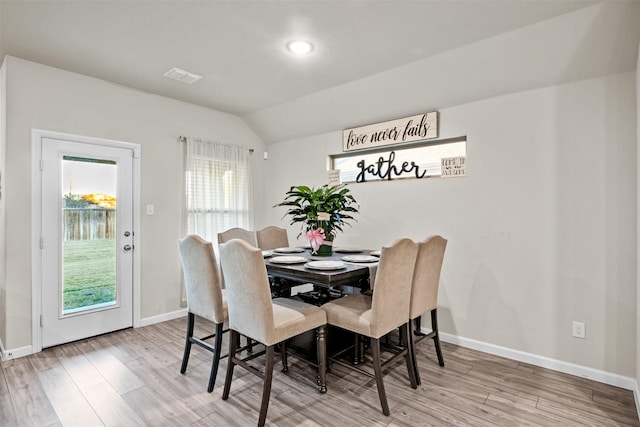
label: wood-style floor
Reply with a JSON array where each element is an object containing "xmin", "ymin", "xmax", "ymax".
[{"xmin": 1, "ymin": 317, "xmax": 638, "ymax": 426}]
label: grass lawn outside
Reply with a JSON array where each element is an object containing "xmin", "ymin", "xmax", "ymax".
[{"xmin": 63, "ymin": 238, "xmax": 116, "ymax": 311}]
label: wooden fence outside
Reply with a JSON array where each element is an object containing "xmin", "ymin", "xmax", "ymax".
[{"xmin": 64, "ymin": 209, "xmax": 115, "ymax": 241}]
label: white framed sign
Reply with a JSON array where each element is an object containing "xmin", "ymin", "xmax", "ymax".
[
  {"xmin": 327, "ymin": 169, "xmax": 341, "ymax": 185},
  {"xmin": 441, "ymin": 156, "xmax": 466, "ymax": 178},
  {"xmin": 343, "ymin": 112, "xmax": 438, "ymax": 152}
]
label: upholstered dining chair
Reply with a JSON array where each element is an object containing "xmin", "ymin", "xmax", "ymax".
[
  {"xmin": 257, "ymin": 225, "xmax": 298, "ymax": 298},
  {"xmin": 408, "ymin": 235, "xmax": 448, "ymax": 385},
  {"xmin": 217, "ymin": 227, "xmax": 261, "ymax": 350},
  {"xmin": 219, "ymin": 239, "xmax": 328, "ymax": 427},
  {"xmin": 321, "ymin": 238, "xmax": 419, "ymax": 416},
  {"xmin": 177, "ymin": 234, "xmax": 228, "ymax": 393},
  {"xmin": 256, "ymin": 226, "xmax": 289, "ymax": 250},
  {"xmin": 217, "ymin": 227, "xmax": 258, "ymax": 246}
]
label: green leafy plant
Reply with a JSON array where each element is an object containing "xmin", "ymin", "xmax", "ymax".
[{"xmin": 274, "ymin": 184, "xmax": 359, "ymax": 239}]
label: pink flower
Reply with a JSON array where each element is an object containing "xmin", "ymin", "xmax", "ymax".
[{"xmin": 306, "ymin": 228, "xmax": 325, "ymax": 253}]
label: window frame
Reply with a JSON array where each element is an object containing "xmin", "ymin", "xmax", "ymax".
[{"xmin": 329, "ymin": 135, "xmax": 466, "ymax": 183}]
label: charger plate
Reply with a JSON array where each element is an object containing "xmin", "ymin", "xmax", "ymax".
[
  {"xmin": 274, "ymin": 247, "xmax": 305, "ymax": 254},
  {"xmin": 342, "ymin": 255, "xmax": 379, "ymax": 263},
  {"xmin": 305, "ymin": 260, "xmax": 346, "ymax": 270},
  {"xmin": 269, "ymin": 256, "xmax": 307, "ymax": 264}
]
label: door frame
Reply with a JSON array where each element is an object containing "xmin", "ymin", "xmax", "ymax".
[{"xmin": 31, "ymin": 129, "xmax": 141, "ymax": 354}]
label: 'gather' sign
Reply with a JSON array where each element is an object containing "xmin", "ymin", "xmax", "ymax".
[{"xmin": 342, "ymin": 112, "xmax": 438, "ymax": 152}]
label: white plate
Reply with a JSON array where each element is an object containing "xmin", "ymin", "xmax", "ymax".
[
  {"xmin": 269, "ymin": 255, "xmax": 308, "ymax": 264},
  {"xmin": 342, "ymin": 255, "xmax": 379, "ymax": 263},
  {"xmin": 274, "ymin": 247, "xmax": 305, "ymax": 254},
  {"xmin": 334, "ymin": 247, "xmax": 363, "ymax": 253},
  {"xmin": 305, "ymin": 260, "xmax": 346, "ymax": 270},
  {"xmin": 370, "ymin": 250, "xmax": 381, "ymax": 257},
  {"xmin": 262, "ymin": 250, "xmax": 273, "ymax": 258}
]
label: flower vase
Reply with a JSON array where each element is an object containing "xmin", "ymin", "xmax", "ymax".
[{"xmin": 315, "ymin": 236, "xmax": 334, "ymax": 257}]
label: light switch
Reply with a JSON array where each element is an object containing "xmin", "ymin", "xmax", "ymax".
[{"xmin": 146, "ymin": 204, "xmax": 155, "ymax": 215}]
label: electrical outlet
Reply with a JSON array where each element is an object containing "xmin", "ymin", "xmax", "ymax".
[{"xmin": 572, "ymin": 321, "xmax": 586, "ymax": 339}]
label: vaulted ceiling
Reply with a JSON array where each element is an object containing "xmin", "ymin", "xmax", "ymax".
[{"xmin": 2, "ymin": 1, "xmax": 638, "ymax": 143}]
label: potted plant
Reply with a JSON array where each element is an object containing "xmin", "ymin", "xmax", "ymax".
[{"xmin": 274, "ymin": 184, "xmax": 359, "ymax": 256}]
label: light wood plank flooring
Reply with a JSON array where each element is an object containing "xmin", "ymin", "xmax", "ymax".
[{"xmin": 1, "ymin": 317, "xmax": 638, "ymax": 426}]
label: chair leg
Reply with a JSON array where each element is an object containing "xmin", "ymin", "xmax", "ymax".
[
  {"xmin": 316, "ymin": 325, "xmax": 327, "ymax": 393},
  {"xmin": 414, "ymin": 315, "xmax": 422, "ymax": 336},
  {"xmin": 207, "ymin": 322, "xmax": 224, "ymax": 393},
  {"xmin": 280, "ymin": 340, "xmax": 288, "ymax": 373},
  {"xmin": 401, "ymin": 322, "xmax": 418, "ymax": 389},
  {"xmin": 180, "ymin": 312, "xmax": 195, "ymax": 374},
  {"xmin": 407, "ymin": 320, "xmax": 421, "ymax": 386},
  {"xmin": 258, "ymin": 345, "xmax": 275, "ymax": 427},
  {"xmin": 371, "ymin": 338, "xmax": 390, "ymax": 416},
  {"xmin": 431, "ymin": 309, "xmax": 444, "ymax": 367},
  {"xmin": 222, "ymin": 330, "xmax": 238, "ymax": 401}
]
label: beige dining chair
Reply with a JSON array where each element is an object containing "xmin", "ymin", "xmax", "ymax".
[
  {"xmin": 217, "ymin": 227, "xmax": 258, "ymax": 246},
  {"xmin": 256, "ymin": 226, "xmax": 289, "ymax": 250},
  {"xmin": 321, "ymin": 238, "xmax": 418, "ymax": 416},
  {"xmin": 219, "ymin": 238, "xmax": 328, "ymax": 427},
  {"xmin": 177, "ymin": 234, "xmax": 228, "ymax": 392},
  {"xmin": 408, "ymin": 235, "xmax": 448, "ymax": 385}
]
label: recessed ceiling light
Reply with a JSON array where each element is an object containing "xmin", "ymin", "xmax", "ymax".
[
  {"xmin": 163, "ymin": 67, "xmax": 202, "ymax": 84},
  {"xmin": 286, "ymin": 40, "xmax": 313, "ymax": 55}
]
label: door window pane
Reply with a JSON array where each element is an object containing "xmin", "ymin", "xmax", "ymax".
[{"xmin": 62, "ymin": 156, "xmax": 117, "ymax": 314}]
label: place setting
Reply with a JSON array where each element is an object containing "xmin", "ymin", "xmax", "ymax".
[
  {"xmin": 304, "ymin": 260, "xmax": 346, "ymax": 271},
  {"xmin": 268, "ymin": 255, "xmax": 308, "ymax": 264},
  {"xmin": 273, "ymin": 247, "xmax": 306, "ymax": 254},
  {"xmin": 341, "ymin": 254, "xmax": 379, "ymax": 263}
]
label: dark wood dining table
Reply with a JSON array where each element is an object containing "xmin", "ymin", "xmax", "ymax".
[
  {"xmin": 264, "ymin": 250, "xmax": 377, "ymax": 291},
  {"xmin": 265, "ymin": 248, "xmax": 379, "ymax": 364}
]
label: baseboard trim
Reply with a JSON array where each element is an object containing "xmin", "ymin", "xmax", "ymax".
[
  {"xmin": 633, "ymin": 379, "xmax": 640, "ymax": 422},
  {"xmin": 438, "ymin": 331, "xmax": 636, "ymax": 391},
  {"xmin": 0, "ymin": 345, "xmax": 34, "ymax": 361},
  {"xmin": 140, "ymin": 308, "xmax": 187, "ymax": 327}
]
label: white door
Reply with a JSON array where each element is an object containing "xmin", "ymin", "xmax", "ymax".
[{"xmin": 41, "ymin": 137, "xmax": 134, "ymax": 348}]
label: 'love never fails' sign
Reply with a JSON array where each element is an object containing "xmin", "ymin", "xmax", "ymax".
[{"xmin": 342, "ymin": 112, "xmax": 438, "ymax": 152}]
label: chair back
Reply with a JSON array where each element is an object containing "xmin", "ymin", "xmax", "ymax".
[
  {"xmin": 256, "ymin": 226, "xmax": 289, "ymax": 250},
  {"xmin": 219, "ymin": 239, "xmax": 276, "ymax": 343},
  {"xmin": 217, "ymin": 227, "xmax": 258, "ymax": 246},
  {"xmin": 178, "ymin": 235, "xmax": 226, "ymax": 324},
  {"xmin": 410, "ymin": 236, "xmax": 447, "ymax": 319},
  {"xmin": 370, "ymin": 238, "xmax": 418, "ymax": 338}
]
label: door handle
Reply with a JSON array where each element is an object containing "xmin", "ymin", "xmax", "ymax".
[{"xmin": 123, "ymin": 244, "xmax": 133, "ymax": 252}]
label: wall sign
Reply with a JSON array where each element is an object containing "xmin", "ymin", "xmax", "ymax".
[
  {"xmin": 327, "ymin": 169, "xmax": 341, "ymax": 185},
  {"xmin": 342, "ymin": 112, "xmax": 438, "ymax": 152},
  {"xmin": 441, "ymin": 156, "xmax": 466, "ymax": 178}
]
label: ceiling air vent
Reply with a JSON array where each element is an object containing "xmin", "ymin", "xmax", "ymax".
[{"xmin": 163, "ymin": 67, "xmax": 202, "ymax": 84}]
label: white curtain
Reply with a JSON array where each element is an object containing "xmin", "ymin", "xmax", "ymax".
[
  {"xmin": 181, "ymin": 137, "xmax": 253, "ymax": 304},
  {"xmin": 183, "ymin": 137, "xmax": 253, "ymax": 240}
]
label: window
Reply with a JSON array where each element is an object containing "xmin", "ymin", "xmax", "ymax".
[
  {"xmin": 330, "ymin": 136, "xmax": 466, "ymax": 183},
  {"xmin": 183, "ymin": 138, "xmax": 253, "ymax": 243}
]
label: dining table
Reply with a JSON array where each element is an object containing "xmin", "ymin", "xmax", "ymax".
[
  {"xmin": 264, "ymin": 246, "xmax": 380, "ymax": 364},
  {"xmin": 263, "ymin": 247, "xmax": 380, "ymax": 293}
]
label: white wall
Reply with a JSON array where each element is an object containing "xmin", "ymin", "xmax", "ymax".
[
  {"xmin": 1, "ymin": 56, "xmax": 266, "ymax": 350},
  {"xmin": 0, "ymin": 58, "xmax": 7, "ymax": 354},
  {"xmin": 264, "ymin": 72, "xmax": 637, "ymax": 377},
  {"xmin": 636, "ymin": 42, "xmax": 640, "ymax": 401}
]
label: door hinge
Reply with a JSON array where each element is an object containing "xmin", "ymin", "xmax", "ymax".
[
  {"xmin": 40, "ymin": 237, "xmax": 44, "ymax": 249},
  {"xmin": 40, "ymin": 158, "xmax": 44, "ymax": 171},
  {"xmin": 40, "ymin": 314, "xmax": 44, "ymax": 327}
]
